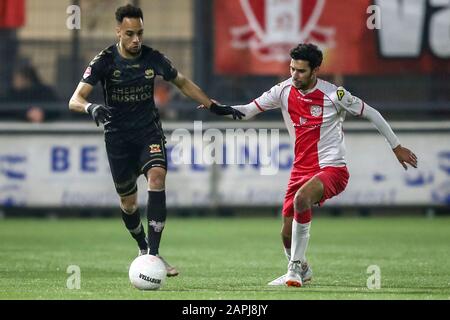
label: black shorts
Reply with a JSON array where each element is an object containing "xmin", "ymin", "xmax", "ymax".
[{"xmin": 105, "ymin": 130, "xmax": 167, "ymax": 197}]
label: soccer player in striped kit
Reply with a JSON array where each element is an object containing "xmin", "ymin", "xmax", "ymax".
[{"xmin": 217, "ymin": 43, "xmax": 418, "ymax": 287}]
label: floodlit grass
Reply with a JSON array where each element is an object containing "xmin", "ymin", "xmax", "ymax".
[{"xmin": 0, "ymin": 217, "xmax": 449, "ymax": 299}]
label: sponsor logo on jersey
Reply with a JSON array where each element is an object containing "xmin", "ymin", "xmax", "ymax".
[
  {"xmin": 145, "ymin": 69, "xmax": 155, "ymax": 79},
  {"xmin": 299, "ymin": 116, "xmax": 308, "ymax": 125},
  {"xmin": 149, "ymin": 144, "xmax": 161, "ymax": 153},
  {"xmin": 310, "ymin": 105, "xmax": 322, "ymax": 117},
  {"xmin": 110, "ymin": 85, "xmax": 153, "ymax": 102},
  {"xmin": 336, "ymin": 89, "xmax": 345, "ymax": 101},
  {"xmin": 83, "ymin": 67, "xmax": 91, "ymax": 79},
  {"xmin": 126, "ymin": 64, "xmax": 140, "ymax": 69}
]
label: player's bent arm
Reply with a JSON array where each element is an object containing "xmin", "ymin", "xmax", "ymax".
[
  {"xmin": 171, "ymin": 72, "xmax": 213, "ymax": 108},
  {"xmin": 69, "ymin": 82, "xmax": 94, "ymax": 114},
  {"xmin": 361, "ymin": 104, "xmax": 400, "ymax": 149},
  {"xmin": 362, "ymin": 103, "xmax": 418, "ymax": 169}
]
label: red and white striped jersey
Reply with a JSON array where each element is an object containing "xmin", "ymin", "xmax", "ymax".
[{"xmin": 253, "ymin": 78, "xmax": 365, "ymax": 173}]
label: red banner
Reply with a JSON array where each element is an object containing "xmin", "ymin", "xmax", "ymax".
[
  {"xmin": 214, "ymin": 0, "xmax": 450, "ymax": 75},
  {"xmin": 0, "ymin": 0, "xmax": 25, "ymax": 28}
]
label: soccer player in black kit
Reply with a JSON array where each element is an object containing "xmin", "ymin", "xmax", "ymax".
[{"xmin": 69, "ymin": 4, "xmax": 244, "ymax": 276}]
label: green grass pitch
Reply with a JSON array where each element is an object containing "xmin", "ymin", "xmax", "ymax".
[{"xmin": 0, "ymin": 216, "xmax": 449, "ymax": 299}]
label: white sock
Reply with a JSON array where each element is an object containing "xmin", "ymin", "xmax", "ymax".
[
  {"xmin": 284, "ymin": 247, "xmax": 291, "ymax": 261},
  {"xmin": 290, "ymin": 221, "xmax": 311, "ymax": 263}
]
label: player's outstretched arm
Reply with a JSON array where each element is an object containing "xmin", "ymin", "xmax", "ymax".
[
  {"xmin": 171, "ymin": 72, "xmax": 244, "ymax": 119},
  {"xmin": 69, "ymin": 82, "xmax": 111, "ymax": 126},
  {"xmin": 392, "ymin": 144, "xmax": 418, "ymax": 170},
  {"xmin": 331, "ymin": 87, "xmax": 418, "ymax": 170},
  {"xmin": 197, "ymin": 100, "xmax": 263, "ymax": 121},
  {"xmin": 360, "ymin": 105, "xmax": 418, "ymax": 170},
  {"xmin": 171, "ymin": 72, "xmax": 214, "ymax": 108}
]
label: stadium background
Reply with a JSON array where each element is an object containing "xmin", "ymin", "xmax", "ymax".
[
  {"xmin": 0, "ymin": 0, "xmax": 449, "ymax": 301},
  {"xmin": 0, "ymin": 0, "xmax": 449, "ymax": 217}
]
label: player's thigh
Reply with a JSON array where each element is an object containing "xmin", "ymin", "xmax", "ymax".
[
  {"xmin": 282, "ymin": 176, "xmax": 308, "ymax": 218},
  {"xmin": 138, "ymin": 136, "xmax": 167, "ymax": 175},
  {"xmin": 296, "ymin": 176, "xmax": 325, "ymax": 205},
  {"xmin": 137, "ymin": 136, "xmax": 167, "ymax": 190},
  {"xmin": 105, "ymin": 137, "xmax": 140, "ymax": 197},
  {"xmin": 313, "ymin": 166, "xmax": 349, "ymax": 205}
]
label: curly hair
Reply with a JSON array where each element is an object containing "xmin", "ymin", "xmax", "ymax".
[
  {"xmin": 115, "ymin": 4, "xmax": 143, "ymax": 23},
  {"xmin": 290, "ymin": 43, "xmax": 323, "ymax": 69}
]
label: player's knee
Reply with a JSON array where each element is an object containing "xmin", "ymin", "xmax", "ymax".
[
  {"xmin": 149, "ymin": 178, "xmax": 165, "ymax": 190},
  {"xmin": 120, "ymin": 198, "xmax": 138, "ymax": 214},
  {"xmin": 294, "ymin": 189, "xmax": 311, "ymax": 212},
  {"xmin": 148, "ymin": 169, "xmax": 166, "ymax": 190}
]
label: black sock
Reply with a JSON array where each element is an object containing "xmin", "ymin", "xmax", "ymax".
[
  {"xmin": 147, "ymin": 190, "xmax": 167, "ymax": 255},
  {"xmin": 121, "ymin": 208, "xmax": 148, "ymax": 251}
]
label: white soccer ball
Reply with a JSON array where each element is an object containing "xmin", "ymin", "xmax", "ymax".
[{"xmin": 129, "ymin": 255, "xmax": 167, "ymax": 290}]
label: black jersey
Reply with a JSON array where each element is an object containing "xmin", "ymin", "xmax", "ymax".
[{"xmin": 81, "ymin": 44, "xmax": 178, "ymax": 133}]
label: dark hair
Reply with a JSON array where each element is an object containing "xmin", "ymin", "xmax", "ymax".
[
  {"xmin": 115, "ymin": 4, "xmax": 143, "ymax": 23},
  {"xmin": 290, "ymin": 43, "xmax": 323, "ymax": 69}
]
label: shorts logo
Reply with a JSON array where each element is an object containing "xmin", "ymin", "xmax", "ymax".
[
  {"xmin": 310, "ymin": 105, "xmax": 322, "ymax": 117},
  {"xmin": 336, "ymin": 89, "xmax": 345, "ymax": 101},
  {"xmin": 145, "ymin": 69, "xmax": 154, "ymax": 79},
  {"xmin": 149, "ymin": 144, "xmax": 161, "ymax": 153},
  {"xmin": 83, "ymin": 67, "xmax": 91, "ymax": 79}
]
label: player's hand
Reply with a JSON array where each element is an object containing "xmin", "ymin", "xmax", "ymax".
[
  {"xmin": 87, "ymin": 103, "xmax": 112, "ymax": 127},
  {"xmin": 393, "ymin": 145, "xmax": 418, "ymax": 170},
  {"xmin": 208, "ymin": 102, "xmax": 245, "ymax": 120}
]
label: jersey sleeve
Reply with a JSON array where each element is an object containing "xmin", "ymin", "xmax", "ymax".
[
  {"xmin": 80, "ymin": 50, "xmax": 108, "ymax": 86},
  {"xmin": 253, "ymin": 83, "xmax": 283, "ymax": 112},
  {"xmin": 152, "ymin": 51, "xmax": 178, "ymax": 81},
  {"xmin": 329, "ymin": 86, "xmax": 365, "ymax": 117}
]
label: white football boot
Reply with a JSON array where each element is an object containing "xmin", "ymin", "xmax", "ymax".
[
  {"xmin": 268, "ymin": 262, "xmax": 312, "ymax": 286},
  {"xmin": 268, "ymin": 274, "xmax": 287, "ymax": 286},
  {"xmin": 301, "ymin": 262, "xmax": 313, "ymax": 283},
  {"xmin": 285, "ymin": 261, "xmax": 303, "ymax": 287}
]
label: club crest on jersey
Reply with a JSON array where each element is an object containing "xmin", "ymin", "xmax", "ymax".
[
  {"xmin": 83, "ymin": 67, "xmax": 91, "ymax": 79},
  {"xmin": 336, "ymin": 89, "xmax": 345, "ymax": 101},
  {"xmin": 310, "ymin": 105, "xmax": 322, "ymax": 117},
  {"xmin": 113, "ymin": 70, "xmax": 121, "ymax": 77},
  {"xmin": 149, "ymin": 144, "xmax": 161, "ymax": 153},
  {"xmin": 145, "ymin": 69, "xmax": 154, "ymax": 79},
  {"xmin": 230, "ymin": 0, "xmax": 335, "ymax": 62}
]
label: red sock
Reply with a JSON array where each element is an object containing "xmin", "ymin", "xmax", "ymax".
[{"xmin": 294, "ymin": 209, "xmax": 312, "ymax": 224}]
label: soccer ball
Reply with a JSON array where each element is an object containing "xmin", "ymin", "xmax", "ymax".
[{"xmin": 128, "ymin": 255, "xmax": 167, "ymax": 290}]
